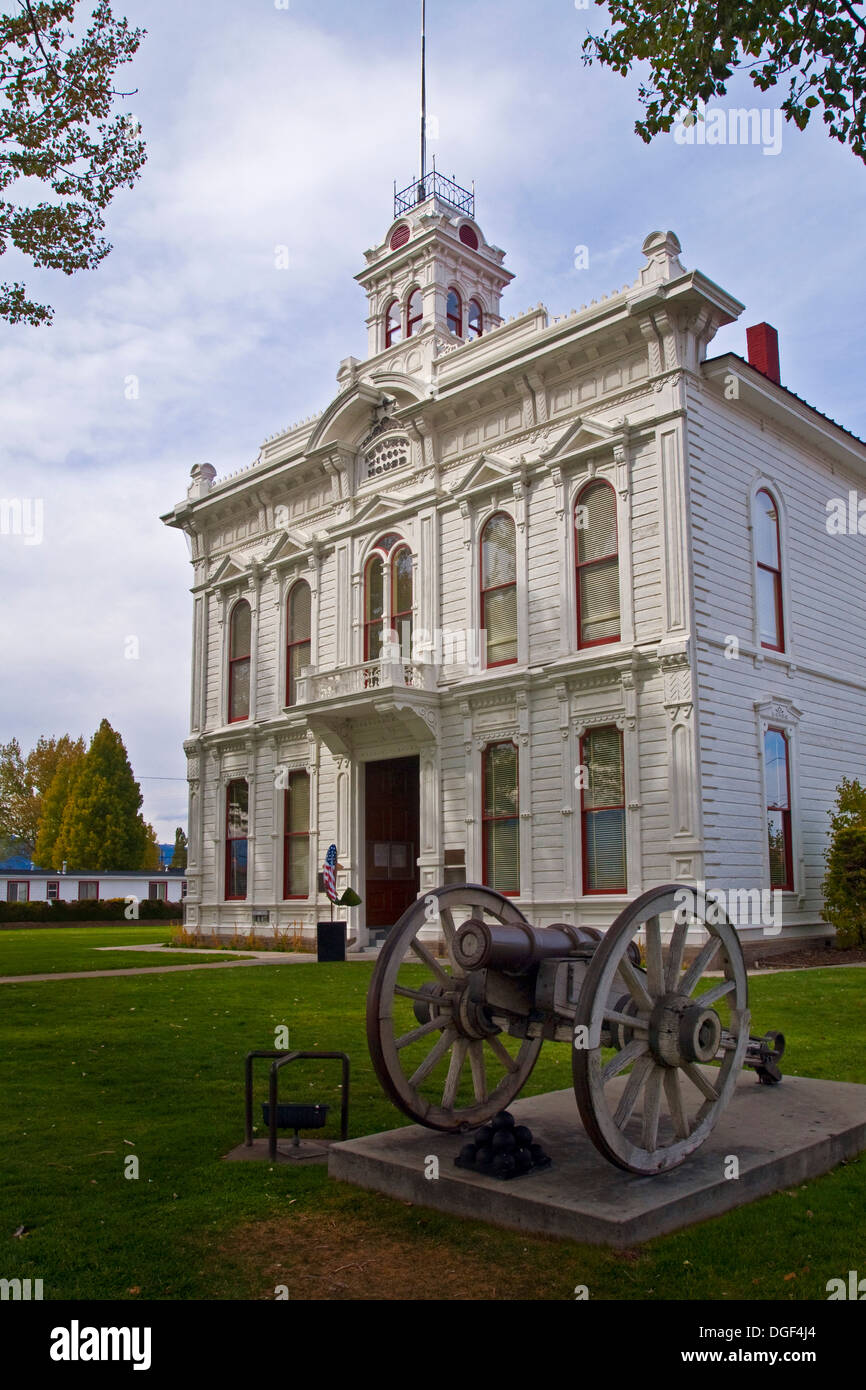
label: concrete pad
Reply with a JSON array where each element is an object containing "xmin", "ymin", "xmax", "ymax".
[{"xmin": 328, "ymin": 1073, "xmax": 866, "ymax": 1248}]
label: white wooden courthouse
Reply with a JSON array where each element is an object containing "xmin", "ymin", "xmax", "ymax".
[{"xmin": 162, "ymin": 171, "xmax": 866, "ymax": 951}]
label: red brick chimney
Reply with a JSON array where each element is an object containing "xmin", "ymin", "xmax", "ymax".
[{"xmin": 746, "ymin": 323, "xmax": 780, "ymax": 385}]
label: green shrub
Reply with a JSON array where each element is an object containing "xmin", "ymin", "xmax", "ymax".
[
  {"xmin": 0, "ymin": 896, "xmax": 184, "ymax": 925},
  {"xmin": 822, "ymin": 778, "xmax": 866, "ymax": 948}
]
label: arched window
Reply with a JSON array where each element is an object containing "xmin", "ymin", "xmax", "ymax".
[
  {"xmin": 228, "ymin": 600, "xmax": 251, "ymax": 722},
  {"xmin": 468, "ymin": 299, "xmax": 483, "ymax": 339},
  {"xmin": 406, "ymin": 287, "xmax": 423, "ymax": 338},
  {"xmin": 482, "ymin": 742, "xmax": 520, "ymax": 895},
  {"xmin": 225, "ymin": 780, "xmax": 249, "ymax": 900},
  {"xmin": 286, "ymin": 581, "xmax": 311, "ymax": 707},
  {"xmin": 480, "ymin": 512, "xmax": 517, "ymax": 667},
  {"xmin": 364, "ymin": 553, "xmax": 385, "ymax": 661},
  {"xmin": 754, "ymin": 489, "xmax": 784, "ymax": 651},
  {"xmin": 384, "ymin": 298, "xmax": 401, "ymax": 349},
  {"xmin": 391, "ymin": 545, "xmax": 413, "ymax": 658},
  {"xmin": 283, "ymin": 770, "xmax": 310, "ymax": 899},
  {"xmin": 575, "ymin": 480, "xmax": 620, "ymax": 648},
  {"xmin": 459, "ymin": 224, "xmax": 479, "ymax": 250},
  {"xmin": 446, "ymin": 287, "xmax": 462, "ymax": 337}
]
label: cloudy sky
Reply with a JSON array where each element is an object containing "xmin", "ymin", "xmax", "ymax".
[{"xmin": 1, "ymin": 0, "xmax": 864, "ymax": 841}]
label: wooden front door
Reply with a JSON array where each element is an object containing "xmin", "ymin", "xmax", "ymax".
[{"xmin": 365, "ymin": 756, "xmax": 420, "ymax": 930}]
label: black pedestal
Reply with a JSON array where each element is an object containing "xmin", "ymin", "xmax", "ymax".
[{"xmin": 316, "ymin": 921, "xmax": 347, "ymax": 962}]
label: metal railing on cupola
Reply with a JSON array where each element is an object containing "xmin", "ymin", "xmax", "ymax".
[{"xmin": 394, "ymin": 165, "xmax": 475, "ymax": 219}]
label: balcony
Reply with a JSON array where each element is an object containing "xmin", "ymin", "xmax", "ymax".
[
  {"xmin": 290, "ymin": 658, "xmax": 439, "ymax": 755},
  {"xmin": 296, "ymin": 658, "xmax": 436, "ymax": 703}
]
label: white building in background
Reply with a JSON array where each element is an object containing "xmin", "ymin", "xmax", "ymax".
[
  {"xmin": 162, "ymin": 170, "xmax": 866, "ymax": 950},
  {"xmin": 1, "ymin": 870, "xmax": 186, "ymax": 905}
]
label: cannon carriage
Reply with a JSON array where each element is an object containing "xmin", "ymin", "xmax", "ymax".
[{"xmin": 366, "ymin": 883, "xmax": 784, "ymax": 1175}]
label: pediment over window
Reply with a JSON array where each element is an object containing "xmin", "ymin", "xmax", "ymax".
[
  {"xmin": 263, "ymin": 527, "xmax": 312, "ymax": 567},
  {"xmin": 351, "ymin": 492, "xmax": 406, "ymax": 528},
  {"xmin": 209, "ymin": 555, "xmax": 248, "ymax": 588},
  {"xmin": 755, "ymin": 696, "xmax": 802, "ymax": 730},
  {"xmin": 539, "ymin": 415, "xmax": 619, "ymax": 464},
  {"xmin": 449, "ymin": 451, "xmax": 517, "ymax": 497}
]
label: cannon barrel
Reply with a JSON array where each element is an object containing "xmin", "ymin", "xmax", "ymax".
[{"xmin": 453, "ymin": 918, "xmax": 600, "ymax": 973}]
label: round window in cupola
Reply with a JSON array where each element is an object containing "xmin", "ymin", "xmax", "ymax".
[
  {"xmin": 390, "ymin": 224, "xmax": 411, "ymax": 250},
  {"xmin": 459, "ymin": 224, "xmax": 479, "ymax": 250}
]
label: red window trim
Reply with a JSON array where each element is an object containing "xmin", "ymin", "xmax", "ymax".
[
  {"xmin": 286, "ymin": 580, "xmax": 312, "ymax": 707},
  {"xmin": 480, "ymin": 512, "xmax": 518, "ymax": 669},
  {"xmin": 228, "ymin": 599, "xmax": 251, "ymax": 724},
  {"xmin": 406, "ymin": 287, "xmax": 423, "ymax": 337},
  {"xmin": 384, "ymin": 297, "xmax": 401, "ymax": 348},
  {"xmin": 766, "ymin": 727, "xmax": 794, "ymax": 891},
  {"xmin": 755, "ymin": 489, "xmax": 785, "ymax": 653},
  {"xmin": 148, "ymin": 881, "xmax": 168, "ymax": 901},
  {"xmin": 481, "ymin": 741, "xmax": 520, "ymax": 897},
  {"xmin": 225, "ymin": 780, "xmax": 248, "ymax": 902},
  {"xmin": 283, "ymin": 770, "xmax": 311, "ymax": 900},
  {"xmin": 575, "ymin": 479, "xmax": 620, "ymax": 650},
  {"xmin": 579, "ymin": 727, "xmax": 627, "ymax": 896},
  {"xmin": 78, "ymin": 881, "xmax": 99, "ymax": 901},
  {"xmin": 7, "ymin": 880, "xmax": 30, "ymax": 902},
  {"xmin": 468, "ymin": 299, "xmax": 483, "ymax": 339},
  {"xmin": 390, "ymin": 544, "xmax": 413, "ymax": 659},
  {"xmin": 364, "ymin": 553, "xmax": 385, "ymax": 662},
  {"xmin": 447, "ymin": 287, "xmax": 463, "ymax": 337},
  {"xmin": 46, "ymin": 880, "xmax": 60, "ymax": 901}
]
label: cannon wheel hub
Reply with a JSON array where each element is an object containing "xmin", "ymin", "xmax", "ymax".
[{"xmin": 649, "ymin": 993, "xmax": 723, "ymax": 1067}]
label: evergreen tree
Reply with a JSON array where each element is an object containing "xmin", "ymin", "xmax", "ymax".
[
  {"xmin": 35, "ymin": 743, "xmax": 87, "ymax": 868},
  {"xmin": 142, "ymin": 822, "xmax": 162, "ymax": 871},
  {"xmin": 54, "ymin": 720, "xmax": 154, "ymax": 870},
  {"xmin": 170, "ymin": 827, "xmax": 188, "ymax": 869},
  {"xmin": 822, "ymin": 777, "xmax": 866, "ymax": 948}
]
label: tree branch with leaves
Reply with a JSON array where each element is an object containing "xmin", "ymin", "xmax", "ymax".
[
  {"xmin": 582, "ymin": 1, "xmax": 866, "ymax": 165},
  {"xmin": 0, "ymin": 0, "xmax": 146, "ymax": 325}
]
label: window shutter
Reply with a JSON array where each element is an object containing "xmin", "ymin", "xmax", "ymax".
[
  {"xmin": 230, "ymin": 602, "xmax": 251, "ymax": 658},
  {"xmin": 230, "ymin": 660, "xmax": 250, "ymax": 720},
  {"xmin": 577, "ymin": 483, "xmax": 617, "ymax": 563},
  {"xmin": 482, "ymin": 514, "xmax": 516, "ymax": 587},
  {"xmin": 484, "ymin": 586, "xmax": 518, "ymax": 664},
  {"xmin": 579, "ymin": 559, "xmax": 620, "ymax": 643},
  {"xmin": 290, "ymin": 583, "xmax": 311, "ymax": 642},
  {"xmin": 487, "ymin": 820, "xmax": 520, "ymax": 894}
]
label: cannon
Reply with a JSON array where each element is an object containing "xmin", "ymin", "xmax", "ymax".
[{"xmin": 366, "ymin": 883, "xmax": 785, "ymax": 1175}]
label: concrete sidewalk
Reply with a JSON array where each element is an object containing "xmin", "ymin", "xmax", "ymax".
[{"xmin": 0, "ymin": 948, "xmax": 378, "ymax": 984}]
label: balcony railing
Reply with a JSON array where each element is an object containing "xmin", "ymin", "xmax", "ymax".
[
  {"xmin": 295, "ymin": 658, "xmax": 436, "ymax": 705},
  {"xmin": 394, "ymin": 169, "xmax": 475, "ymax": 219}
]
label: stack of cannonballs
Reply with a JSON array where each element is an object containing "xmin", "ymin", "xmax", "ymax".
[{"xmin": 454, "ymin": 1110, "xmax": 551, "ymax": 1180}]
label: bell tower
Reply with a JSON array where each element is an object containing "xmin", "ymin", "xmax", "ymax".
[{"xmin": 355, "ymin": 1, "xmax": 513, "ymax": 366}]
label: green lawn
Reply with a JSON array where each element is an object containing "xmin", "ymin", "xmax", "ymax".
[
  {"xmin": 0, "ymin": 925, "xmax": 248, "ymax": 974},
  {"xmin": 0, "ymin": 929, "xmax": 863, "ymax": 1301}
]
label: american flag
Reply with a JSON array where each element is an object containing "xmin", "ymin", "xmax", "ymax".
[{"xmin": 323, "ymin": 843, "xmax": 338, "ymax": 903}]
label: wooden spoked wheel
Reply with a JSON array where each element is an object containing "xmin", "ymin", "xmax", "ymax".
[
  {"xmin": 366, "ymin": 884, "xmax": 543, "ymax": 1131},
  {"xmin": 572, "ymin": 884, "xmax": 751, "ymax": 1174}
]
